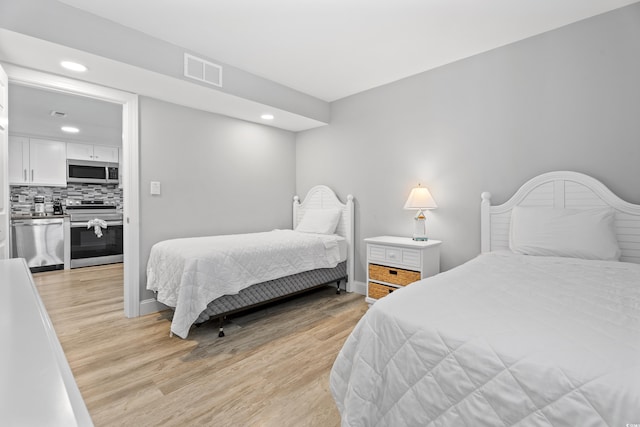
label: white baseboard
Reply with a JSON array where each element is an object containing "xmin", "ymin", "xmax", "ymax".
[
  {"xmin": 349, "ymin": 280, "xmax": 366, "ymax": 295},
  {"xmin": 139, "ymin": 298, "xmax": 168, "ymax": 316}
]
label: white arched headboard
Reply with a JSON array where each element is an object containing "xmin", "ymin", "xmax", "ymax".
[
  {"xmin": 293, "ymin": 185, "xmax": 355, "ymax": 291},
  {"xmin": 481, "ymin": 171, "xmax": 640, "ymax": 264}
]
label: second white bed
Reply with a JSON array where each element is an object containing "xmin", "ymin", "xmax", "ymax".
[
  {"xmin": 148, "ymin": 229, "xmax": 346, "ymax": 338},
  {"xmin": 331, "ymin": 251, "xmax": 640, "ymax": 426}
]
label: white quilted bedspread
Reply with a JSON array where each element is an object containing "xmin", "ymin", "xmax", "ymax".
[
  {"xmin": 331, "ymin": 252, "xmax": 640, "ymax": 426},
  {"xmin": 147, "ymin": 229, "xmax": 342, "ymax": 338}
]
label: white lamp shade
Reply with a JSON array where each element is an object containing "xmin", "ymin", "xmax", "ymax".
[{"xmin": 404, "ymin": 186, "xmax": 437, "ymax": 210}]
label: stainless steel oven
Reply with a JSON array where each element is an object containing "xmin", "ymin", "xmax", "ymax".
[{"xmin": 67, "ymin": 201, "xmax": 123, "ymax": 268}]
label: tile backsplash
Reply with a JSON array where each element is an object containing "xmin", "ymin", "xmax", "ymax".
[{"xmin": 10, "ymin": 183, "xmax": 123, "ymax": 214}]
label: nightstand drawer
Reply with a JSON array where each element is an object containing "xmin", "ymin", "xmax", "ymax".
[
  {"xmin": 368, "ymin": 282, "xmax": 397, "ymax": 300},
  {"xmin": 401, "ymin": 249, "xmax": 421, "ymax": 267},
  {"xmin": 368, "ymin": 244, "xmax": 421, "ymax": 268},
  {"xmin": 368, "ymin": 245, "xmax": 387, "ymax": 262},
  {"xmin": 369, "ymin": 264, "xmax": 420, "ymax": 286}
]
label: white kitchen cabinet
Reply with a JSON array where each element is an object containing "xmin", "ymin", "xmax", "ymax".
[
  {"xmin": 8, "ymin": 136, "xmax": 29, "ymax": 184},
  {"xmin": 93, "ymin": 145, "xmax": 119, "ymax": 162},
  {"xmin": 9, "ymin": 136, "xmax": 67, "ymax": 186},
  {"xmin": 65, "ymin": 142, "xmax": 93, "ymax": 161},
  {"xmin": 30, "ymin": 139, "xmax": 67, "ymax": 185},
  {"xmin": 67, "ymin": 142, "xmax": 118, "ymax": 162}
]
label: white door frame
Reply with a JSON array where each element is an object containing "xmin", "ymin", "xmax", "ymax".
[
  {"xmin": 4, "ymin": 64, "xmax": 141, "ymax": 318},
  {"xmin": 0, "ymin": 64, "xmax": 8, "ymax": 259}
]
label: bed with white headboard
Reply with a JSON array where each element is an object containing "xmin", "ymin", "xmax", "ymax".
[
  {"xmin": 293, "ymin": 184, "xmax": 355, "ymax": 283},
  {"xmin": 147, "ymin": 185, "xmax": 354, "ymax": 339},
  {"xmin": 481, "ymin": 170, "xmax": 640, "ymax": 263},
  {"xmin": 331, "ymin": 171, "xmax": 640, "ymax": 426}
]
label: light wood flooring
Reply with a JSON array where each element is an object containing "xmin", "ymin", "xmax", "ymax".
[{"xmin": 33, "ymin": 264, "xmax": 367, "ymax": 427}]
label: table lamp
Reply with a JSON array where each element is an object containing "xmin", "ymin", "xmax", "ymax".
[{"xmin": 404, "ymin": 184, "xmax": 437, "ymax": 241}]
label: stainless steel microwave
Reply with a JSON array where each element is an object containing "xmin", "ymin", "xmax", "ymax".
[{"xmin": 67, "ymin": 160, "xmax": 119, "ymax": 184}]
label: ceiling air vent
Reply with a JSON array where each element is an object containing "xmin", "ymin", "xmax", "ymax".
[
  {"xmin": 50, "ymin": 110, "xmax": 67, "ymax": 118},
  {"xmin": 184, "ymin": 53, "xmax": 223, "ymax": 87}
]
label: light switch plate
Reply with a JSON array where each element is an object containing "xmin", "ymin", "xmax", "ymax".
[{"xmin": 150, "ymin": 181, "xmax": 161, "ymax": 195}]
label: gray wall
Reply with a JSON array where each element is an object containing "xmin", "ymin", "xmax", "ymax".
[
  {"xmin": 139, "ymin": 97, "xmax": 296, "ymax": 298},
  {"xmin": 296, "ymin": 3, "xmax": 640, "ymax": 283}
]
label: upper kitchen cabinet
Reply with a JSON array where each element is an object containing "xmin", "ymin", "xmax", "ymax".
[
  {"xmin": 9, "ymin": 136, "xmax": 67, "ymax": 186},
  {"xmin": 8, "ymin": 136, "xmax": 29, "ymax": 184},
  {"xmin": 67, "ymin": 142, "xmax": 118, "ymax": 163}
]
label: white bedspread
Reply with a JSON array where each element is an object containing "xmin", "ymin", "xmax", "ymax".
[
  {"xmin": 147, "ymin": 229, "xmax": 342, "ymax": 338},
  {"xmin": 331, "ymin": 252, "xmax": 640, "ymax": 426}
]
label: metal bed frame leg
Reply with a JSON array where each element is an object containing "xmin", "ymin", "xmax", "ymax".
[
  {"xmin": 218, "ymin": 316, "xmax": 226, "ymax": 337},
  {"xmin": 336, "ymin": 279, "xmax": 342, "ymax": 294}
]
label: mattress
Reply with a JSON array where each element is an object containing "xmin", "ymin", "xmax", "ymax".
[
  {"xmin": 330, "ymin": 252, "xmax": 640, "ymax": 426},
  {"xmin": 147, "ymin": 229, "xmax": 344, "ymax": 338}
]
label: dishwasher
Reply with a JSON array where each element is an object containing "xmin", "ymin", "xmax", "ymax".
[{"xmin": 11, "ymin": 218, "xmax": 65, "ymax": 271}]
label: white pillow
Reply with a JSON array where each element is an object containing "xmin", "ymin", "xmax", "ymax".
[
  {"xmin": 509, "ymin": 206, "xmax": 621, "ymax": 261},
  {"xmin": 295, "ymin": 209, "xmax": 341, "ymax": 235}
]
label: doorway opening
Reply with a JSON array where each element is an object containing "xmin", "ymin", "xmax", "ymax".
[{"xmin": 5, "ymin": 64, "xmax": 140, "ymax": 317}]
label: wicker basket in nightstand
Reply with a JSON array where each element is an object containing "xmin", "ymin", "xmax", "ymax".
[
  {"xmin": 367, "ymin": 282, "xmax": 397, "ymax": 299},
  {"xmin": 368, "ymin": 264, "xmax": 421, "ymax": 286}
]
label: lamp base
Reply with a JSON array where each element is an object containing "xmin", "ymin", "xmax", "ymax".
[{"xmin": 412, "ymin": 214, "xmax": 428, "ymax": 241}]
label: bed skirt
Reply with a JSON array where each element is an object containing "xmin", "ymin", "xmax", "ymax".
[{"xmin": 194, "ymin": 261, "xmax": 348, "ymax": 324}]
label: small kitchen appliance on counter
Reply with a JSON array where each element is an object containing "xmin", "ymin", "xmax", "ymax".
[
  {"xmin": 53, "ymin": 199, "xmax": 63, "ymax": 215},
  {"xmin": 34, "ymin": 196, "xmax": 46, "ymax": 216}
]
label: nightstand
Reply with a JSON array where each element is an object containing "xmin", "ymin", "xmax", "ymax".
[{"xmin": 364, "ymin": 236, "xmax": 441, "ymax": 305}]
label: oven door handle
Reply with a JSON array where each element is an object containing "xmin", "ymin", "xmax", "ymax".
[{"xmin": 70, "ymin": 220, "xmax": 123, "ymax": 228}]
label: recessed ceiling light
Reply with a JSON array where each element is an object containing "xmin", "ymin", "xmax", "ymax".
[
  {"xmin": 61, "ymin": 126, "xmax": 80, "ymax": 134},
  {"xmin": 261, "ymin": 114, "xmax": 274, "ymax": 120},
  {"xmin": 60, "ymin": 61, "xmax": 88, "ymax": 72}
]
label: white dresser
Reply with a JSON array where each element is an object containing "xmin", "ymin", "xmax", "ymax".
[
  {"xmin": 364, "ymin": 236, "xmax": 441, "ymax": 305},
  {"xmin": 0, "ymin": 258, "xmax": 92, "ymax": 426}
]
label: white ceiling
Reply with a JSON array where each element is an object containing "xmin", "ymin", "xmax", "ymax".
[
  {"xmin": 9, "ymin": 84, "xmax": 123, "ymax": 146},
  {"xmin": 58, "ymin": 0, "xmax": 639, "ymax": 102}
]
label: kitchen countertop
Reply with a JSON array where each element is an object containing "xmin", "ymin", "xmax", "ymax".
[{"xmin": 11, "ymin": 213, "xmax": 69, "ymax": 220}]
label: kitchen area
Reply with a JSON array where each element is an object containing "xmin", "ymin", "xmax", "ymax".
[{"xmin": 8, "ymin": 84, "xmax": 124, "ymax": 272}]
